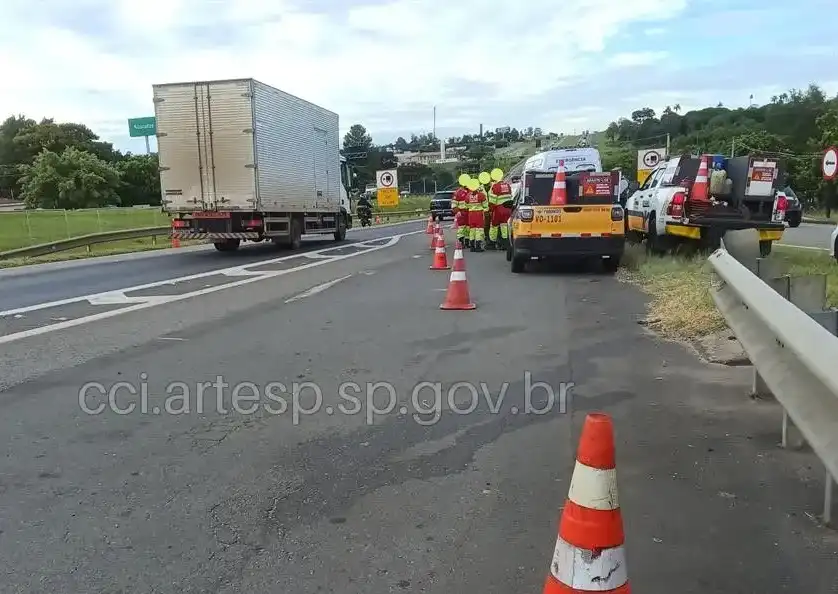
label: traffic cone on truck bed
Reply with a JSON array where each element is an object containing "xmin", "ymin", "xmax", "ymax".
[
  {"xmin": 440, "ymin": 241, "xmax": 475, "ymax": 310},
  {"xmin": 550, "ymin": 160, "xmax": 568, "ymax": 206},
  {"xmin": 691, "ymin": 155, "xmax": 710, "ymax": 203},
  {"xmin": 542, "ymin": 412, "xmax": 630, "ymax": 593}
]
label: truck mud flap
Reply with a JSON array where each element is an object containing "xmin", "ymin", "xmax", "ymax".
[{"xmin": 172, "ymin": 232, "xmax": 261, "ymax": 240}]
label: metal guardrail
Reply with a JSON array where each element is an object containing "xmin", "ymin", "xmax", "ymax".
[
  {"xmin": 0, "ymin": 210, "xmax": 431, "ymax": 260},
  {"xmin": 0, "ymin": 226, "xmax": 172, "ymax": 260},
  {"xmin": 708, "ymin": 246, "xmax": 838, "ymax": 526}
]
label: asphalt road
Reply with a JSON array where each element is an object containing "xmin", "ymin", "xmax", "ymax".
[
  {"xmin": 779, "ymin": 221, "xmax": 833, "ymax": 249},
  {"xmin": 1, "ymin": 228, "xmax": 836, "ymax": 593},
  {"xmin": 0, "ymin": 220, "xmax": 426, "ymax": 312}
]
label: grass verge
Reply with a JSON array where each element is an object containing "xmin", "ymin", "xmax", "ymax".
[
  {"xmin": 0, "ymin": 237, "xmax": 203, "ymax": 269},
  {"xmin": 0, "ymin": 212, "xmax": 428, "ymax": 269},
  {"xmin": 0, "ymin": 208, "xmax": 172, "ymax": 252},
  {"xmin": 618, "ymin": 243, "xmax": 838, "ymax": 341}
]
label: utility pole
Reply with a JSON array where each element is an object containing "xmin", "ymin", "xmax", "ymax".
[
  {"xmin": 433, "ymin": 105, "xmax": 436, "ymax": 140},
  {"xmin": 665, "ymin": 133, "xmax": 670, "ymax": 158},
  {"xmin": 730, "ymin": 138, "xmax": 735, "ymax": 158}
]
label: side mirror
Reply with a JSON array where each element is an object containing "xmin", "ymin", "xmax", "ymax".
[{"xmin": 628, "ymin": 181, "xmax": 640, "ymax": 193}]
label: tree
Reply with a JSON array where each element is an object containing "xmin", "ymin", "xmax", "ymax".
[
  {"xmin": 117, "ymin": 154, "xmax": 161, "ymax": 206},
  {"xmin": 343, "ymin": 124, "xmax": 373, "ymax": 151},
  {"xmin": 602, "ymin": 84, "xmax": 838, "ymax": 209},
  {"xmin": 19, "ymin": 147, "xmax": 121, "ymax": 209}
]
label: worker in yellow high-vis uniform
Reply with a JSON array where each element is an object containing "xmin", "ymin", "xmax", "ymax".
[
  {"xmin": 466, "ymin": 183, "xmax": 488, "ymax": 252},
  {"xmin": 453, "ymin": 186, "xmax": 470, "ymax": 247},
  {"xmin": 488, "ymin": 180, "xmax": 513, "ymax": 250}
]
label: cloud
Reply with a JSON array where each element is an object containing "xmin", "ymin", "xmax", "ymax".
[{"xmin": 0, "ymin": 0, "xmax": 835, "ymax": 153}]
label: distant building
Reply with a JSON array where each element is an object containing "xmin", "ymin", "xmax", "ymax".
[{"xmin": 396, "ymin": 148, "xmax": 464, "ymax": 166}]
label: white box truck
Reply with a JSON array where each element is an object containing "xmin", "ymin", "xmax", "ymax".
[{"xmin": 153, "ymin": 78, "xmax": 354, "ymax": 252}]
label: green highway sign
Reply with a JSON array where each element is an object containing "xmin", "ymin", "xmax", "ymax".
[{"xmin": 128, "ymin": 116, "xmax": 156, "ymax": 137}]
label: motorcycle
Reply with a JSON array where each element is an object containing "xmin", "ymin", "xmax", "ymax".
[{"xmin": 358, "ymin": 205, "xmax": 373, "ymax": 227}]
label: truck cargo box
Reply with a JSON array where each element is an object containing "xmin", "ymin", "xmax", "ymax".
[{"xmin": 153, "ymin": 78, "xmax": 341, "ymax": 214}]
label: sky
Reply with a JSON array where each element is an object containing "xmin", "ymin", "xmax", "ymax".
[{"xmin": 1, "ymin": 0, "xmax": 837, "ymax": 154}]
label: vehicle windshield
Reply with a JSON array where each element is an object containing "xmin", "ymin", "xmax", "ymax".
[{"xmin": 432, "ymin": 192, "xmax": 453, "ymax": 202}]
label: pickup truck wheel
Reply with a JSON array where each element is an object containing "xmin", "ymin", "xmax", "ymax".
[
  {"xmin": 602, "ymin": 256, "xmax": 620, "ymax": 273},
  {"xmin": 645, "ymin": 214, "xmax": 666, "ymax": 256},
  {"xmin": 214, "ymin": 239, "xmax": 240, "ymax": 252},
  {"xmin": 334, "ymin": 214, "xmax": 347, "ymax": 241},
  {"xmin": 787, "ymin": 211, "xmax": 802, "ymax": 228},
  {"xmin": 510, "ymin": 242, "xmax": 526, "ymax": 273}
]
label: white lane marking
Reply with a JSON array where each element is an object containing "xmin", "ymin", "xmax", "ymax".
[
  {"xmin": 0, "ymin": 231, "xmax": 420, "ymax": 345},
  {"xmin": 87, "ymin": 292, "xmax": 163, "ymax": 306},
  {"xmin": 285, "ymin": 274, "xmax": 352, "ymax": 304},
  {"xmin": 157, "ymin": 336, "xmax": 188, "ymax": 341},
  {"xmin": 776, "ymin": 243, "xmax": 829, "ymax": 251},
  {"xmin": 0, "ymin": 233, "xmax": 419, "ymax": 317}
]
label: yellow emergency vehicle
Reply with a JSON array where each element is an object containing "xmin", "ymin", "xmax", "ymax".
[{"xmin": 506, "ymin": 169, "xmax": 626, "ymax": 273}]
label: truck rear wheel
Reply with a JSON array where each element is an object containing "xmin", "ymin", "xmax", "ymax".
[
  {"xmin": 289, "ymin": 218, "xmax": 302, "ymax": 250},
  {"xmin": 334, "ymin": 213, "xmax": 347, "ymax": 241},
  {"xmin": 214, "ymin": 239, "xmax": 240, "ymax": 252}
]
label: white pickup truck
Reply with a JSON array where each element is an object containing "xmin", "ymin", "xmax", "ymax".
[{"xmin": 624, "ymin": 153, "xmax": 788, "ymax": 256}]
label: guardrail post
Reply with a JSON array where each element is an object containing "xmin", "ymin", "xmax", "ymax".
[{"xmin": 751, "ymin": 260, "xmax": 789, "ymax": 400}]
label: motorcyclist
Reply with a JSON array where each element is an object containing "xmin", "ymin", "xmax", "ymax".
[{"xmin": 357, "ymin": 194, "xmax": 372, "ymax": 225}]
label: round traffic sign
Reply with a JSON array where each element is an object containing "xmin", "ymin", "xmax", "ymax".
[
  {"xmin": 379, "ymin": 171, "xmax": 394, "ymax": 187},
  {"xmin": 642, "ymin": 150, "xmax": 661, "ymax": 168},
  {"xmin": 823, "ymin": 146, "xmax": 837, "ymax": 181}
]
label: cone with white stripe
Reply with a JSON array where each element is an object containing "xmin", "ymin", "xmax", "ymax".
[
  {"xmin": 439, "ymin": 241, "xmax": 475, "ymax": 310},
  {"xmin": 430, "ymin": 222, "xmax": 441, "ymax": 249},
  {"xmin": 429, "ymin": 229, "xmax": 450, "ymax": 270},
  {"xmin": 550, "ymin": 160, "xmax": 568, "ymax": 206},
  {"xmin": 690, "ymin": 155, "xmax": 710, "ymax": 203},
  {"xmin": 543, "ymin": 412, "xmax": 630, "ymax": 593},
  {"xmin": 426, "ymin": 214, "xmax": 435, "ymax": 234}
]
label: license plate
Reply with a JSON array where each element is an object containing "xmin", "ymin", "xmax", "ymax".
[
  {"xmin": 534, "ymin": 207, "xmax": 561, "ymax": 223},
  {"xmin": 192, "ymin": 211, "xmax": 231, "ymax": 219}
]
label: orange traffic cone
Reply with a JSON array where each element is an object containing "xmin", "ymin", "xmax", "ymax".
[
  {"xmin": 430, "ymin": 222, "xmax": 441, "ymax": 249},
  {"xmin": 426, "ymin": 215, "xmax": 435, "ymax": 234},
  {"xmin": 542, "ymin": 413, "xmax": 630, "ymax": 594},
  {"xmin": 440, "ymin": 241, "xmax": 475, "ymax": 310},
  {"xmin": 430, "ymin": 230, "xmax": 449, "ymax": 270},
  {"xmin": 170, "ymin": 223, "xmax": 181, "ymax": 248},
  {"xmin": 550, "ymin": 160, "xmax": 568, "ymax": 205},
  {"xmin": 690, "ymin": 155, "xmax": 710, "ymax": 203}
]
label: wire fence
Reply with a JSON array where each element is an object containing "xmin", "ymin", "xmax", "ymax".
[{"xmin": 0, "ymin": 206, "xmax": 170, "ymax": 252}]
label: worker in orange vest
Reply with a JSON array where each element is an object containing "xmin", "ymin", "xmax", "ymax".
[
  {"xmin": 488, "ymin": 180, "xmax": 513, "ymax": 250},
  {"xmin": 465, "ymin": 186, "xmax": 488, "ymax": 252},
  {"xmin": 452, "ymin": 186, "xmax": 470, "ymax": 246}
]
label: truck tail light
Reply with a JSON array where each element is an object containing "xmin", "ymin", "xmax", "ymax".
[
  {"xmin": 666, "ymin": 191, "xmax": 687, "ymax": 218},
  {"xmin": 773, "ymin": 193, "xmax": 788, "ymax": 222},
  {"xmin": 172, "ymin": 219, "xmax": 189, "ymax": 229},
  {"xmin": 611, "ymin": 206, "xmax": 624, "ymax": 221},
  {"xmin": 243, "ymin": 219, "xmax": 263, "ymax": 228},
  {"xmin": 519, "ymin": 206, "xmax": 534, "ymax": 222}
]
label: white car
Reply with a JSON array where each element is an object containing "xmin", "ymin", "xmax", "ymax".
[{"xmin": 830, "ymin": 224, "xmax": 838, "ymax": 262}]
